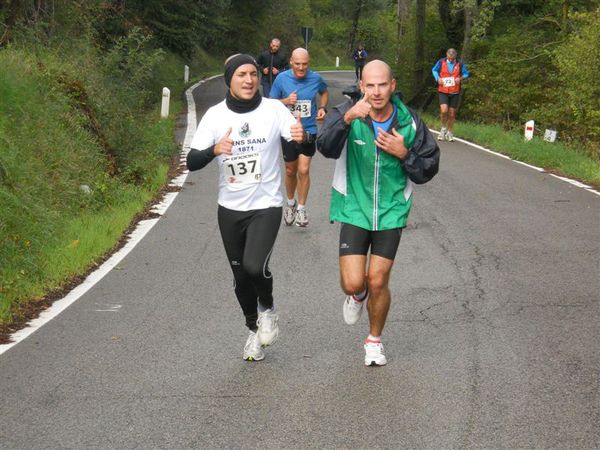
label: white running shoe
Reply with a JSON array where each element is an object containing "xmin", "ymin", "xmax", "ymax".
[
  {"xmin": 257, "ymin": 309, "xmax": 279, "ymax": 346},
  {"xmin": 364, "ymin": 341, "xmax": 387, "ymax": 366},
  {"xmin": 243, "ymin": 331, "xmax": 265, "ymax": 361},
  {"xmin": 343, "ymin": 295, "xmax": 365, "ymax": 325},
  {"xmin": 446, "ymin": 131, "xmax": 455, "ymax": 142},
  {"xmin": 295, "ymin": 208, "xmax": 308, "ymax": 227},
  {"xmin": 283, "ymin": 201, "xmax": 297, "ymax": 226},
  {"xmin": 437, "ymin": 127, "xmax": 447, "ymax": 141}
]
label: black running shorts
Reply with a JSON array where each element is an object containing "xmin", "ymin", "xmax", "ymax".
[
  {"xmin": 438, "ymin": 92, "xmax": 460, "ymax": 109},
  {"xmin": 339, "ymin": 223, "xmax": 402, "ymax": 261},
  {"xmin": 280, "ymin": 135, "xmax": 316, "ymax": 162}
]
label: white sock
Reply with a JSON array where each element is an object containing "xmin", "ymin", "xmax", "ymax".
[
  {"xmin": 366, "ymin": 334, "xmax": 381, "ymax": 344},
  {"xmin": 297, "ymin": 204, "xmax": 306, "ymax": 211},
  {"xmin": 287, "ymin": 198, "xmax": 296, "ymax": 207}
]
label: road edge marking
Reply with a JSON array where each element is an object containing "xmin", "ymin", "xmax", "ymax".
[{"xmin": 431, "ymin": 130, "xmax": 600, "ymax": 197}]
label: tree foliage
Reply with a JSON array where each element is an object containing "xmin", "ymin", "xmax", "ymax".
[
  {"xmin": 548, "ymin": 9, "xmax": 600, "ymax": 145},
  {"xmin": 461, "ymin": 2, "xmax": 599, "ymax": 150},
  {"xmin": 1, "ymin": 0, "xmax": 598, "ymax": 150}
]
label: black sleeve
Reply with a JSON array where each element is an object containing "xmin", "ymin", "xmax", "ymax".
[
  {"xmin": 277, "ymin": 53, "xmax": 288, "ymax": 71},
  {"xmin": 316, "ymin": 100, "xmax": 353, "ymax": 159},
  {"xmin": 256, "ymin": 51, "xmax": 266, "ymax": 70},
  {"xmin": 186, "ymin": 146, "xmax": 216, "ymax": 171},
  {"xmin": 402, "ymin": 110, "xmax": 440, "ymax": 184}
]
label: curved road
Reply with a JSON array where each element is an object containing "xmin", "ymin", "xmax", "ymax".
[{"xmin": 1, "ymin": 72, "xmax": 598, "ymax": 449}]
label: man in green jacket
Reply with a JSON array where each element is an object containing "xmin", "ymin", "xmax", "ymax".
[{"xmin": 317, "ymin": 60, "xmax": 439, "ymax": 366}]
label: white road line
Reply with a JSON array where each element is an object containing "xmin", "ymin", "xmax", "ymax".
[{"xmin": 0, "ymin": 76, "xmax": 208, "ymax": 356}]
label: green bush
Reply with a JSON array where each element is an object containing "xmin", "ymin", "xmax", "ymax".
[
  {"xmin": 551, "ymin": 10, "xmax": 600, "ymax": 148},
  {"xmin": 102, "ymin": 27, "xmax": 166, "ymax": 109}
]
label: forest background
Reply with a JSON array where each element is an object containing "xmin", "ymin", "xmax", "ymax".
[{"xmin": 0, "ymin": 0, "xmax": 598, "ymax": 332}]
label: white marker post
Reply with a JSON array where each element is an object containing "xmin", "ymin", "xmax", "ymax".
[
  {"xmin": 524, "ymin": 120, "xmax": 534, "ymax": 141},
  {"xmin": 161, "ymin": 87, "xmax": 170, "ymax": 119},
  {"xmin": 335, "ymin": 56, "xmax": 339, "ymax": 68},
  {"xmin": 544, "ymin": 129, "xmax": 557, "ymax": 143},
  {"xmin": 184, "ymin": 65, "xmax": 189, "ymax": 83}
]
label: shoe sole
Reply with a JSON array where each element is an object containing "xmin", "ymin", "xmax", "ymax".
[
  {"xmin": 365, "ymin": 359, "xmax": 387, "ymax": 366},
  {"xmin": 295, "ymin": 222, "xmax": 308, "ymax": 227},
  {"xmin": 243, "ymin": 355, "xmax": 265, "ymax": 361}
]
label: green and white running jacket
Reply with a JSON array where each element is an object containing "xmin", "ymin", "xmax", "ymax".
[{"xmin": 317, "ymin": 94, "xmax": 439, "ymax": 231}]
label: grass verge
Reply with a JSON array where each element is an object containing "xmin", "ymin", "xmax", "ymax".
[
  {"xmin": 422, "ymin": 114, "xmax": 600, "ymax": 189},
  {"xmin": 0, "ymin": 78, "xmax": 183, "ymax": 334}
]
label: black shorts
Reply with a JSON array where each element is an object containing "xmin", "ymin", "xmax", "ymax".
[
  {"xmin": 281, "ymin": 135, "xmax": 316, "ymax": 162},
  {"xmin": 339, "ymin": 223, "xmax": 402, "ymax": 261},
  {"xmin": 439, "ymin": 92, "xmax": 460, "ymax": 109}
]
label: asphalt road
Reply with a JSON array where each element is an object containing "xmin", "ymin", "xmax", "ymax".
[{"xmin": 1, "ymin": 72, "xmax": 598, "ymax": 449}]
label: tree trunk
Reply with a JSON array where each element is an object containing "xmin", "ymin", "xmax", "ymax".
[
  {"xmin": 461, "ymin": 1, "xmax": 476, "ymax": 62},
  {"xmin": 437, "ymin": 0, "xmax": 464, "ymax": 48},
  {"xmin": 561, "ymin": 0, "xmax": 569, "ymax": 33},
  {"xmin": 397, "ymin": 0, "xmax": 410, "ymax": 39},
  {"xmin": 348, "ymin": 0, "xmax": 365, "ymax": 55},
  {"xmin": 414, "ymin": 0, "xmax": 426, "ymax": 92},
  {"xmin": 1, "ymin": 0, "xmax": 23, "ymax": 45}
]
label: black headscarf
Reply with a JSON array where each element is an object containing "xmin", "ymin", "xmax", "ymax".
[
  {"xmin": 224, "ymin": 54, "xmax": 259, "ymax": 87},
  {"xmin": 224, "ymin": 53, "xmax": 262, "ymax": 113}
]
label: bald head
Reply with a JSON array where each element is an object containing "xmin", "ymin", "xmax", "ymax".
[
  {"xmin": 362, "ymin": 60, "xmax": 393, "ymax": 81},
  {"xmin": 360, "ymin": 59, "xmax": 396, "ymax": 115},
  {"xmin": 290, "ymin": 47, "xmax": 310, "ymax": 79},
  {"xmin": 291, "ymin": 47, "xmax": 309, "ymax": 60}
]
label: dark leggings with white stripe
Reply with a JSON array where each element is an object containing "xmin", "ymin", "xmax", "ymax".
[{"xmin": 218, "ymin": 205, "xmax": 282, "ymax": 331}]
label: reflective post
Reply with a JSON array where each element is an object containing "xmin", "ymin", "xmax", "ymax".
[{"xmin": 161, "ymin": 87, "xmax": 170, "ymax": 119}]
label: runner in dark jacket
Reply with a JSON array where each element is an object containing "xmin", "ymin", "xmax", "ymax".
[
  {"xmin": 352, "ymin": 44, "xmax": 368, "ymax": 81},
  {"xmin": 256, "ymin": 38, "xmax": 288, "ymax": 97}
]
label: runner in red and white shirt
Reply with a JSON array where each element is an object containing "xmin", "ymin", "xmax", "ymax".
[{"xmin": 432, "ymin": 48, "xmax": 470, "ymax": 142}]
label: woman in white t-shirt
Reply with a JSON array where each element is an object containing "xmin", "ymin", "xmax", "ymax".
[{"xmin": 187, "ymin": 54, "xmax": 304, "ymax": 362}]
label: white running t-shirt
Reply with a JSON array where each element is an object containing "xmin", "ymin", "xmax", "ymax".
[{"xmin": 191, "ymin": 97, "xmax": 296, "ymax": 211}]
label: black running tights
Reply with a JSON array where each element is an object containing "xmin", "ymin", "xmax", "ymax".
[{"xmin": 217, "ymin": 205, "xmax": 282, "ymax": 331}]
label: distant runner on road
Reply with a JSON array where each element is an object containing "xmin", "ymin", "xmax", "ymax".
[
  {"xmin": 432, "ymin": 48, "xmax": 469, "ymax": 142},
  {"xmin": 186, "ymin": 54, "xmax": 304, "ymax": 361},
  {"xmin": 317, "ymin": 60, "xmax": 439, "ymax": 366}
]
